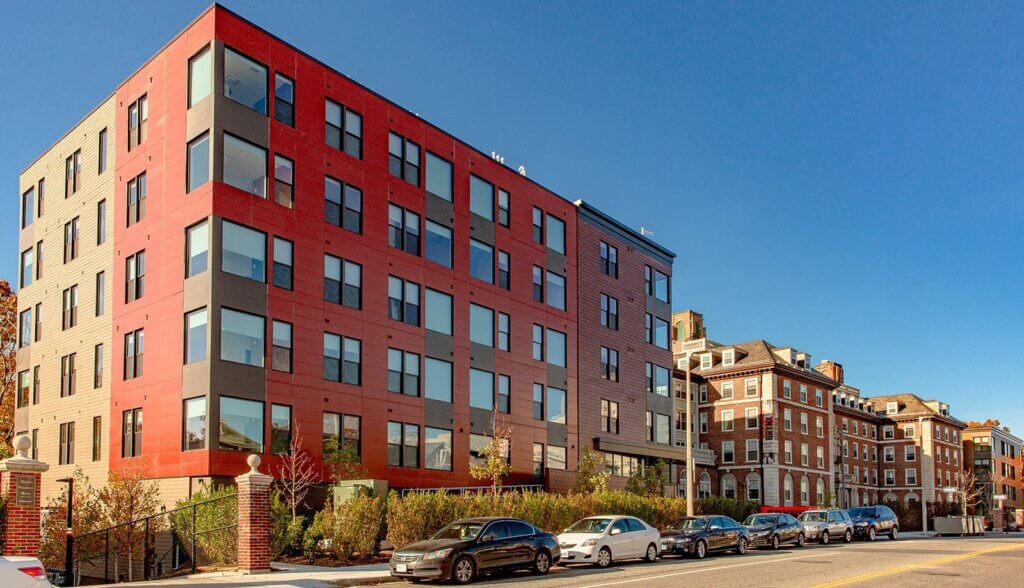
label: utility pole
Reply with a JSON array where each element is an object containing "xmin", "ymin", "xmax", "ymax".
[
  {"xmin": 685, "ymin": 350, "xmax": 694, "ymax": 517},
  {"xmin": 57, "ymin": 476, "xmax": 75, "ymax": 587}
]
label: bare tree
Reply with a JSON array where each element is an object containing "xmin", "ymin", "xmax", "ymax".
[
  {"xmin": 0, "ymin": 281, "xmax": 18, "ymax": 457},
  {"xmin": 469, "ymin": 409, "xmax": 513, "ymax": 492},
  {"xmin": 951, "ymin": 470, "xmax": 985, "ymax": 516},
  {"xmin": 275, "ymin": 424, "xmax": 319, "ymax": 520}
]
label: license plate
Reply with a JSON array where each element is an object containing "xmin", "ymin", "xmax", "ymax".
[{"xmin": 396, "ymin": 564, "xmax": 408, "ymax": 573}]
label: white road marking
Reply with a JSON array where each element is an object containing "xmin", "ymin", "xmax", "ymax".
[{"xmin": 576, "ymin": 551, "xmax": 837, "ymax": 588}]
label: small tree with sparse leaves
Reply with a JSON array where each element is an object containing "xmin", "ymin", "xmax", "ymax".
[
  {"xmin": 575, "ymin": 448, "xmax": 609, "ymax": 494},
  {"xmin": 469, "ymin": 409, "xmax": 513, "ymax": 492}
]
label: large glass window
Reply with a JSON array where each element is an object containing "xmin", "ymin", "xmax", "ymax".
[
  {"xmin": 469, "ymin": 239, "xmax": 493, "ymax": 283},
  {"xmin": 547, "ymin": 445, "xmax": 567, "ymax": 470},
  {"xmin": 274, "ymin": 73, "xmax": 294, "ymax": 126},
  {"xmin": 188, "ymin": 46, "xmax": 211, "ymax": 107},
  {"xmin": 323, "ymin": 332, "xmax": 361, "ymax": 385},
  {"xmin": 546, "ymin": 214, "xmax": 565, "ymax": 254},
  {"xmin": 547, "ymin": 387, "xmax": 567, "ymax": 424},
  {"xmin": 270, "ymin": 404, "xmax": 291, "ymax": 455},
  {"xmin": 655, "ymin": 413, "xmax": 670, "ymax": 444},
  {"xmin": 185, "ymin": 308, "xmax": 207, "ymax": 363},
  {"xmin": 387, "ymin": 422, "xmax": 420, "ymax": 467},
  {"xmin": 424, "ymin": 427, "xmax": 452, "ymax": 470},
  {"xmin": 223, "ymin": 134, "xmax": 267, "ymax": 197},
  {"xmin": 224, "ymin": 47, "xmax": 267, "ymax": 114},
  {"xmin": 424, "ymin": 358, "xmax": 452, "ymax": 402},
  {"xmin": 183, "ymin": 397, "xmax": 206, "ymax": 450},
  {"xmin": 220, "ymin": 308, "xmax": 264, "ymax": 367},
  {"xmin": 425, "ymin": 152, "xmax": 452, "ymax": 201},
  {"xmin": 324, "ymin": 254, "xmax": 362, "ymax": 309},
  {"xmin": 470, "ymin": 174, "xmax": 494, "ymax": 220},
  {"xmin": 222, "ymin": 220, "xmax": 266, "ymax": 281},
  {"xmin": 546, "ymin": 271, "xmax": 566, "ymax": 310},
  {"xmin": 324, "ymin": 176, "xmax": 363, "ymax": 234},
  {"xmin": 425, "ymin": 289, "xmax": 452, "ymax": 335},
  {"xmin": 646, "ymin": 266, "xmax": 670, "ymax": 303},
  {"xmin": 322, "ymin": 413, "xmax": 361, "ymax": 458},
  {"xmin": 425, "ymin": 221, "xmax": 453, "ymax": 268},
  {"xmin": 219, "ymin": 396, "xmax": 263, "ymax": 452},
  {"xmin": 546, "ymin": 329, "xmax": 566, "ymax": 367},
  {"xmin": 470, "ymin": 368, "xmax": 494, "ymax": 410},
  {"xmin": 325, "ymin": 99, "xmax": 362, "ymax": 158},
  {"xmin": 187, "ymin": 133, "xmax": 210, "ymax": 193},
  {"xmin": 186, "ymin": 221, "xmax": 209, "ymax": 277},
  {"xmin": 469, "ymin": 303, "xmax": 494, "ymax": 347}
]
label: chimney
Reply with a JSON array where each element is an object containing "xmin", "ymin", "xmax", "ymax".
[{"xmin": 816, "ymin": 360, "xmax": 844, "ymax": 384}]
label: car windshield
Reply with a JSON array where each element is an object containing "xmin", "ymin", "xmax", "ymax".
[
  {"xmin": 743, "ymin": 515, "xmax": 778, "ymax": 526},
  {"xmin": 674, "ymin": 517, "xmax": 709, "ymax": 530},
  {"xmin": 431, "ymin": 522, "xmax": 485, "ymax": 541},
  {"xmin": 847, "ymin": 508, "xmax": 876, "ymax": 518},
  {"xmin": 799, "ymin": 511, "xmax": 828, "ymax": 522},
  {"xmin": 566, "ymin": 518, "xmax": 612, "ymax": 533}
]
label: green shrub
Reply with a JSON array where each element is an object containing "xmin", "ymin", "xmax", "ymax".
[
  {"xmin": 269, "ymin": 491, "xmax": 291, "ymax": 558},
  {"xmin": 303, "ymin": 509, "xmax": 327, "ymax": 560},
  {"xmin": 169, "ymin": 484, "xmax": 237, "ymax": 566},
  {"xmin": 326, "ymin": 496, "xmax": 386, "ymax": 561},
  {"xmin": 695, "ymin": 496, "xmax": 759, "ymax": 522}
]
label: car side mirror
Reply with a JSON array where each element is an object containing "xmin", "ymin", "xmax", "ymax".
[
  {"xmin": 709, "ymin": 525, "xmax": 720, "ymax": 531},
  {"xmin": 480, "ymin": 534, "xmax": 494, "ymax": 543},
  {"xmin": 610, "ymin": 528, "xmax": 621, "ymax": 536}
]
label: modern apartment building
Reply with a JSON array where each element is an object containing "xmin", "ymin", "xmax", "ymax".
[
  {"xmin": 962, "ymin": 421, "xmax": 1023, "ymax": 524},
  {"xmin": 15, "ymin": 4, "xmax": 674, "ymax": 502}
]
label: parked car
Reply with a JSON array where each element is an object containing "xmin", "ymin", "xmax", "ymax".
[
  {"xmin": 847, "ymin": 505, "xmax": 899, "ymax": 541},
  {"xmin": 557, "ymin": 516, "xmax": 660, "ymax": 567},
  {"xmin": 660, "ymin": 515, "xmax": 750, "ymax": 559},
  {"xmin": 389, "ymin": 517, "xmax": 560, "ymax": 584},
  {"xmin": 798, "ymin": 509, "xmax": 854, "ymax": 544},
  {"xmin": 742, "ymin": 513, "xmax": 806, "ymax": 549},
  {"xmin": 0, "ymin": 556, "xmax": 52, "ymax": 588}
]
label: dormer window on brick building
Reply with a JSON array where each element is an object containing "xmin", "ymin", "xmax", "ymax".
[
  {"xmin": 700, "ymin": 353, "xmax": 712, "ymax": 369},
  {"xmin": 722, "ymin": 349, "xmax": 734, "ymax": 366},
  {"xmin": 886, "ymin": 401, "xmax": 898, "ymax": 415}
]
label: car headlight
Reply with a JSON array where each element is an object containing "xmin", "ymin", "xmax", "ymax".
[
  {"xmin": 855, "ymin": 522, "xmax": 868, "ymax": 527},
  {"xmin": 422, "ymin": 548, "xmax": 453, "ymax": 560},
  {"xmin": 580, "ymin": 539, "xmax": 598, "ymax": 547},
  {"xmin": 676, "ymin": 537, "xmax": 691, "ymax": 543}
]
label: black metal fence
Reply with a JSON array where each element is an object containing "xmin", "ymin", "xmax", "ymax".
[
  {"xmin": 400, "ymin": 484, "xmax": 544, "ymax": 496},
  {"xmin": 72, "ymin": 492, "xmax": 237, "ymax": 585}
]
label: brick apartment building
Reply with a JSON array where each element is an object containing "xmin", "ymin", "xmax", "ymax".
[
  {"xmin": 963, "ymin": 420, "xmax": 1023, "ymax": 525},
  {"xmin": 14, "ymin": 4, "xmax": 675, "ymax": 502}
]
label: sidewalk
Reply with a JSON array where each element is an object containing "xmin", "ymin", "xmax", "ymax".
[{"xmin": 92, "ymin": 561, "xmax": 392, "ymax": 587}]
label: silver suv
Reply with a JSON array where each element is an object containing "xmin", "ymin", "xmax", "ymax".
[{"xmin": 798, "ymin": 509, "xmax": 853, "ymax": 545}]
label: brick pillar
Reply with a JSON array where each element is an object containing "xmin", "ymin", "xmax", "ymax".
[
  {"xmin": 235, "ymin": 454, "xmax": 273, "ymax": 574},
  {"xmin": 0, "ymin": 435, "xmax": 50, "ymax": 557}
]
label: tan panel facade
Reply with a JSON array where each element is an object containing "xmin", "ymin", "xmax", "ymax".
[{"xmin": 16, "ymin": 96, "xmax": 116, "ymax": 503}]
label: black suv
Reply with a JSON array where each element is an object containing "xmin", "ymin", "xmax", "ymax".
[{"xmin": 847, "ymin": 505, "xmax": 899, "ymax": 541}]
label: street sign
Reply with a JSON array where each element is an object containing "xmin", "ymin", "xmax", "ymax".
[{"xmin": 993, "ymin": 494, "xmax": 1007, "ymax": 500}]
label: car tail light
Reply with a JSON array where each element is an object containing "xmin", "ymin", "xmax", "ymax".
[{"xmin": 18, "ymin": 566, "xmax": 46, "ymax": 578}]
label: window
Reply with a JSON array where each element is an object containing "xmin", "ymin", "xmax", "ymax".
[
  {"xmin": 387, "ymin": 422, "xmax": 420, "ymax": 468},
  {"xmin": 425, "ymin": 289, "xmax": 452, "ymax": 335},
  {"xmin": 533, "ymin": 443, "xmax": 545, "ymax": 476},
  {"xmin": 274, "ymin": 73, "xmax": 294, "ymax": 126},
  {"xmin": 221, "ymin": 309, "xmax": 263, "ymax": 367},
  {"xmin": 424, "ymin": 358, "xmax": 453, "ymax": 402},
  {"xmin": 470, "ymin": 368, "xmax": 494, "ymax": 410},
  {"xmin": 799, "ymin": 385, "xmax": 808, "ymax": 403},
  {"xmin": 905, "ymin": 445, "xmax": 916, "ymax": 462},
  {"xmin": 533, "ymin": 384, "xmax": 544, "ymax": 420},
  {"xmin": 95, "ymin": 199, "xmax": 107, "ymax": 245},
  {"xmin": 323, "ymin": 332, "xmax": 361, "ymax": 385},
  {"xmin": 35, "ymin": 241, "xmax": 43, "ymax": 281},
  {"xmin": 187, "ymin": 132, "xmax": 211, "ymax": 193},
  {"xmin": 645, "ymin": 266, "xmax": 670, "ymax": 302},
  {"xmin": 186, "ymin": 221, "xmax": 209, "ymax": 277},
  {"xmin": 219, "ymin": 397, "xmax": 263, "ymax": 452},
  {"xmin": 883, "ymin": 425, "xmax": 894, "ymax": 440},
  {"xmin": 270, "ymin": 404, "xmax": 291, "ymax": 455},
  {"xmin": 783, "ymin": 380, "xmax": 791, "ymax": 398},
  {"xmin": 532, "ymin": 266, "xmax": 544, "ymax": 302},
  {"xmin": 546, "ymin": 271, "xmax": 566, "ymax": 310},
  {"xmin": 224, "ymin": 48, "xmax": 267, "ymax": 113},
  {"xmin": 424, "ymin": 427, "xmax": 452, "ymax": 471},
  {"xmin": 748, "ymin": 475, "xmax": 761, "ymax": 502},
  {"xmin": 600, "ymin": 294, "xmax": 619, "ymax": 329},
  {"xmin": 271, "ymin": 321, "xmax": 292, "ymax": 373},
  {"xmin": 497, "ymin": 189, "xmax": 510, "ymax": 227},
  {"xmin": 18, "ymin": 310, "xmax": 30, "ymax": 348},
  {"xmin": 884, "ymin": 446, "xmax": 895, "ymax": 462},
  {"xmin": 16, "ymin": 371, "xmax": 29, "ymax": 408},
  {"xmin": 800, "ymin": 412, "xmax": 808, "ymax": 434},
  {"xmin": 647, "ymin": 363, "xmax": 670, "ymax": 396},
  {"xmin": 817, "ymin": 446, "xmax": 824, "ymax": 468},
  {"xmin": 469, "ymin": 239, "xmax": 495, "ymax": 283},
  {"xmin": 425, "ymin": 151, "xmax": 453, "ymax": 201},
  {"xmin": 721, "ymin": 382, "xmax": 734, "ymax": 400},
  {"xmin": 784, "ymin": 440, "xmax": 793, "ymax": 463},
  {"xmin": 800, "ymin": 477, "xmax": 810, "ymax": 505},
  {"xmin": 905, "ymin": 424, "xmax": 916, "ymax": 438},
  {"xmin": 125, "ymin": 251, "xmax": 145, "ymax": 303},
  {"xmin": 425, "ymin": 220, "xmax": 453, "ymax": 267},
  {"xmin": 322, "ymin": 413, "xmax": 361, "ymax": 458},
  {"xmin": 469, "ymin": 303, "xmax": 494, "ymax": 347},
  {"xmin": 388, "ymin": 204, "xmax": 420, "ymax": 255},
  {"xmin": 722, "ymin": 440, "xmax": 735, "ymax": 463},
  {"xmin": 92, "ymin": 416, "xmax": 102, "ymax": 461},
  {"xmin": 21, "ymin": 187, "xmax": 34, "ymax": 228},
  {"xmin": 126, "ymin": 172, "xmax": 147, "ymax": 226},
  {"xmin": 387, "ymin": 276, "xmax": 420, "ymax": 326},
  {"xmin": 182, "ymin": 398, "xmax": 206, "ymax": 450},
  {"xmin": 121, "ymin": 408, "xmax": 143, "ymax": 458},
  {"xmin": 497, "ymin": 312, "xmax": 510, "ymax": 351},
  {"xmin": 746, "ymin": 439, "xmax": 759, "ymax": 462},
  {"xmin": 185, "ymin": 308, "xmax": 207, "ymax": 364},
  {"xmin": 34, "ymin": 303, "xmax": 41, "ymax": 343},
  {"xmin": 188, "ymin": 46, "xmax": 212, "ymax": 107},
  {"xmin": 783, "ymin": 408, "xmax": 792, "ymax": 431},
  {"xmin": 270, "ymin": 237, "xmax": 294, "ymax": 290},
  {"xmin": 886, "ymin": 402, "xmax": 898, "ymax": 414},
  {"xmin": 699, "ymin": 412, "xmax": 708, "ymax": 433},
  {"xmin": 324, "ymin": 254, "xmax": 362, "ymax": 309},
  {"xmin": 37, "ymin": 178, "xmax": 44, "ymax": 217},
  {"xmin": 546, "ymin": 214, "xmax": 565, "ymax": 254},
  {"xmin": 646, "ymin": 314, "xmax": 669, "ymax": 348},
  {"xmin": 906, "ymin": 468, "xmax": 917, "ymax": 486},
  {"xmin": 127, "ymin": 95, "xmax": 148, "ymax": 150},
  {"xmin": 123, "ymin": 329, "xmax": 144, "ymax": 379},
  {"xmin": 388, "ymin": 132, "xmax": 420, "ymax": 185},
  {"xmin": 470, "ymin": 175, "xmax": 494, "ymax": 220},
  {"xmin": 325, "ymin": 99, "xmax": 362, "ymax": 158},
  {"xmin": 547, "ymin": 445, "xmax": 567, "ymax": 470},
  {"xmin": 745, "ymin": 407, "xmax": 758, "ymax": 430},
  {"xmin": 273, "ymin": 155, "xmax": 294, "ymax": 208},
  {"xmin": 65, "ymin": 150, "xmax": 81, "ymax": 197},
  {"xmin": 699, "ymin": 384, "xmax": 708, "ymax": 403},
  {"xmin": 59, "ymin": 422, "xmax": 75, "ymax": 465},
  {"xmin": 530, "ymin": 207, "xmax": 545, "ymax": 244},
  {"xmin": 223, "ymin": 220, "xmax": 266, "ymax": 281},
  {"xmin": 388, "ymin": 348, "xmax": 420, "ymax": 396},
  {"xmin": 601, "ymin": 400, "xmax": 620, "ymax": 434},
  {"xmin": 655, "ymin": 413, "xmax": 670, "ymax": 444},
  {"xmin": 496, "ymin": 250, "xmax": 511, "ymax": 289},
  {"xmin": 815, "ymin": 389, "xmax": 823, "ymax": 407},
  {"xmin": 801, "ymin": 443, "xmax": 809, "ymax": 466},
  {"xmin": 599, "ymin": 241, "xmax": 618, "ymax": 278},
  {"xmin": 62, "ymin": 285, "xmax": 78, "ymax": 330},
  {"xmin": 744, "ymin": 379, "xmax": 757, "ymax": 398},
  {"xmin": 546, "ymin": 329, "xmax": 566, "ymax": 367},
  {"xmin": 816, "ymin": 416, "xmax": 823, "ymax": 437},
  {"xmin": 532, "ymin": 324, "xmax": 544, "ymax": 361},
  {"xmin": 600, "ymin": 347, "xmax": 619, "ymax": 381},
  {"xmin": 224, "ymin": 134, "xmax": 267, "ymax": 197},
  {"xmin": 722, "ymin": 349, "xmax": 735, "ymax": 366},
  {"xmin": 884, "ymin": 469, "xmax": 896, "ymax": 486},
  {"xmin": 547, "ymin": 387, "xmax": 566, "ymax": 424},
  {"xmin": 722, "ymin": 410, "xmax": 734, "ymax": 432},
  {"xmin": 64, "ymin": 217, "xmax": 79, "ymax": 263}
]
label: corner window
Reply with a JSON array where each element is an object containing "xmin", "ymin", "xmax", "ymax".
[
  {"xmin": 224, "ymin": 47, "xmax": 267, "ymax": 114},
  {"xmin": 272, "ymin": 320, "xmax": 293, "ymax": 373},
  {"xmin": 470, "ymin": 175, "xmax": 494, "ymax": 220},
  {"xmin": 274, "ymin": 73, "xmax": 295, "ymax": 126},
  {"xmin": 183, "ymin": 397, "xmax": 206, "ymax": 450},
  {"xmin": 223, "ymin": 134, "xmax": 267, "ymax": 197},
  {"xmin": 323, "ymin": 332, "xmax": 361, "ymax": 385},
  {"xmin": 219, "ymin": 396, "xmax": 263, "ymax": 452},
  {"xmin": 188, "ymin": 46, "xmax": 212, "ymax": 107},
  {"xmin": 186, "ymin": 220, "xmax": 209, "ymax": 277},
  {"xmin": 187, "ymin": 133, "xmax": 211, "ymax": 193},
  {"xmin": 425, "ymin": 221, "xmax": 453, "ymax": 268},
  {"xmin": 324, "ymin": 176, "xmax": 362, "ymax": 234},
  {"xmin": 324, "ymin": 254, "xmax": 362, "ymax": 309},
  {"xmin": 272, "ymin": 237, "xmax": 293, "ymax": 290},
  {"xmin": 546, "ymin": 214, "xmax": 565, "ymax": 254},
  {"xmin": 273, "ymin": 154, "xmax": 294, "ymax": 208},
  {"xmin": 388, "ymin": 132, "xmax": 420, "ymax": 185},
  {"xmin": 645, "ymin": 266, "xmax": 670, "ymax": 302},
  {"xmin": 185, "ymin": 307, "xmax": 207, "ymax": 363},
  {"xmin": 425, "ymin": 289, "xmax": 453, "ymax": 335},
  {"xmin": 220, "ymin": 308, "xmax": 265, "ymax": 368},
  {"xmin": 325, "ymin": 99, "xmax": 362, "ymax": 158},
  {"xmin": 222, "ymin": 220, "xmax": 266, "ymax": 281},
  {"xmin": 425, "ymin": 152, "xmax": 452, "ymax": 201},
  {"xmin": 469, "ymin": 239, "xmax": 494, "ymax": 283}
]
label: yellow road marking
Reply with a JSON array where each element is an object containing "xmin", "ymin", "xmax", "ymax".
[{"xmin": 814, "ymin": 542, "xmax": 1024, "ymax": 587}]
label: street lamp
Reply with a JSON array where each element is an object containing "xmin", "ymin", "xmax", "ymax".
[
  {"xmin": 56, "ymin": 477, "xmax": 74, "ymax": 587},
  {"xmin": 684, "ymin": 350, "xmax": 694, "ymax": 517}
]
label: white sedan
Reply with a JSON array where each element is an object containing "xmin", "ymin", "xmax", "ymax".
[
  {"xmin": 0, "ymin": 556, "xmax": 52, "ymax": 588},
  {"xmin": 557, "ymin": 516, "xmax": 661, "ymax": 567}
]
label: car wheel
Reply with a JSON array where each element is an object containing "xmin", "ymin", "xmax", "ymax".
[
  {"xmin": 821, "ymin": 531, "xmax": 830, "ymax": 545},
  {"xmin": 644, "ymin": 543, "xmax": 658, "ymax": 563},
  {"xmin": 451, "ymin": 556, "xmax": 475, "ymax": 585},
  {"xmin": 771, "ymin": 534, "xmax": 781, "ymax": 550},
  {"xmin": 695, "ymin": 540, "xmax": 708, "ymax": 559},
  {"xmin": 867, "ymin": 526, "xmax": 877, "ymax": 541},
  {"xmin": 532, "ymin": 550, "xmax": 552, "ymax": 575},
  {"xmin": 796, "ymin": 533, "xmax": 805, "ymax": 548},
  {"xmin": 737, "ymin": 537, "xmax": 748, "ymax": 555},
  {"xmin": 890, "ymin": 527, "xmax": 899, "ymax": 541},
  {"xmin": 843, "ymin": 529, "xmax": 852, "ymax": 543},
  {"xmin": 595, "ymin": 547, "xmax": 612, "ymax": 568}
]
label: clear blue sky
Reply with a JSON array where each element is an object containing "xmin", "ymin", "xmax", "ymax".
[{"xmin": 2, "ymin": 1, "xmax": 1021, "ymax": 432}]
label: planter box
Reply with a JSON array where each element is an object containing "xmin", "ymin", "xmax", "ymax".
[{"xmin": 933, "ymin": 516, "xmax": 986, "ymax": 536}]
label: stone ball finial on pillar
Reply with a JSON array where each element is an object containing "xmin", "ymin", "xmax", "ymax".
[
  {"xmin": 247, "ymin": 453, "xmax": 261, "ymax": 474},
  {"xmin": 13, "ymin": 434, "xmax": 32, "ymax": 458}
]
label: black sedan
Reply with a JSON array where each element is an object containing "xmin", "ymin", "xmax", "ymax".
[
  {"xmin": 659, "ymin": 515, "xmax": 750, "ymax": 559},
  {"xmin": 389, "ymin": 517, "xmax": 561, "ymax": 584},
  {"xmin": 742, "ymin": 513, "xmax": 806, "ymax": 549},
  {"xmin": 848, "ymin": 505, "xmax": 900, "ymax": 541}
]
